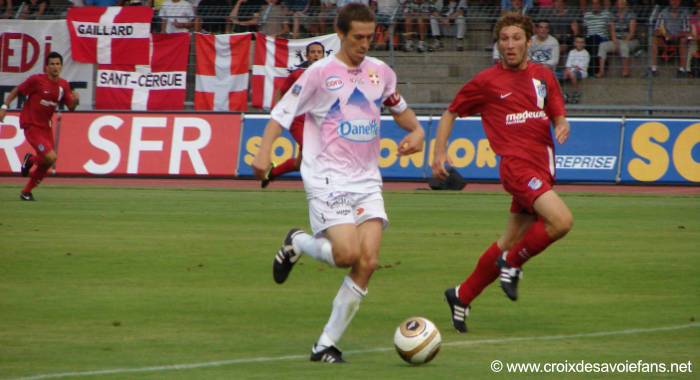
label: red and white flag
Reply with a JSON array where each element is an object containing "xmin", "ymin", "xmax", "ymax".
[
  {"xmin": 66, "ymin": 6, "xmax": 153, "ymax": 65},
  {"xmin": 194, "ymin": 33, "xmax": 252, "ymax": 112},
  {"xmin": 251, "ymin": 33, "xmax": 340, "ymax": 110},
  {"xmin": 95, "ymin": 33, "xmax": 189, "ymax": 110}
]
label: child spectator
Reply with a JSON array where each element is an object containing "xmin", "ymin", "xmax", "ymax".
[{"xmin": 560, "ymin": 35, "xmax": 590, "ymax": 103}]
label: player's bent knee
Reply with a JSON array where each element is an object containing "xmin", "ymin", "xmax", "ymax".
[{"xmin": 332, "ymin": 245, "xmax": 362, "ymax": 268}]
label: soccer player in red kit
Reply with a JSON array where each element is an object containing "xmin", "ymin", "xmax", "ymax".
[
  {"xmin": 432, "ymin": 12, "xmax": 573, "ymax": 333},
  {"xmin": 261, "ymin": 41, "xmax": 326, "ymax": 188},
  {"xmin": 0, "ymin": 52, "xmax": 80, "ymax": 201}
]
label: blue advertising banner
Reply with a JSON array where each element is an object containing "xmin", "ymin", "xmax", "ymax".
[
  {"xmin": 238, "ymin": 115, "xmax": 699, "ymax": 184},
  {"xmin": 554, "ymin": 118, "xmax": 621, "ymax": 182},
  {"xmin": 620, "ymin": 119, "xmax": 700, "ymax": 184},
  {"xmin": 426, "ymin": 117, "xmax": 500, "ymax": 181}
]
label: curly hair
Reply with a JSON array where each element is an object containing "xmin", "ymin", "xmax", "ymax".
[{"xmin": 493, "ymin": 12, "xmax": 534, "ymax": 41}]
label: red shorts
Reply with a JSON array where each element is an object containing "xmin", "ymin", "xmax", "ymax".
[
  {"xmin": 499, "ymin": 158, "xmax": 553, "ymax": 214},
  {"xmin": 290, "ymin": 116, "xmax": 304, "ymax": 146},
  {"xmin": 23, "ymin": 125, "xmax": 55, "ymax": 157}
]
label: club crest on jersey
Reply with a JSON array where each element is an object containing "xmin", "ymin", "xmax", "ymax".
[
  {"xmin": 532, "ymin": 78, "xmax": 547, "ymax": 109},
  {"xmin": 528, "ymin": 176, "xmax": 543, "ymax": 190},
  {"xmin": 368, "ymin": 70, "xmax": 380, "ymax": 86},
  {"xmin": 338, "ymin": 118, "xmax": 379, "ymax": 143},
  {"xmin": 325, "ymin": 76, "xmax": 344, "ymax": 90}
]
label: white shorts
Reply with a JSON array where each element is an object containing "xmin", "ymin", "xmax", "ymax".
[{"xmin": 308, "ymin": 191, "xmax": 389, "ymax": 236}]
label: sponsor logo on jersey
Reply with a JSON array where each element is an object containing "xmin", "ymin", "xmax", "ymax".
[
  {"xmin": 338, "ymin": 118, "xmax": 379, "ymax": 143},
  {"xmin": 40, "ymin": 99, "xmax": 59, "ymax": 107},
  {"xmin": 505, "ymin": 110, "xmax": 548, "ymax": 125},
  {"xmin": 325, "ymin": 76, "xmax": 344, "ymax": 90},
  {"xmin": 368, "ymin": 70, "xmax": 380, "ymax": 86},
  {"xmin": 528, "ymin": 176, "xmax": 543, "ymax": 190}
]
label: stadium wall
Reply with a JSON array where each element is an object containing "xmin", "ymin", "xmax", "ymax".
[{"xmin": 0, "ymin": 112, "xmax": 697, "ymax": 184}]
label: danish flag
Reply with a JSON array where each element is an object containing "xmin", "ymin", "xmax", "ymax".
[
  {"xmin": 66, "ymin": 6, "xmax": 153, "ymax": 65},
  {"xmin": 194, "ymin": 33, "xmax": 252, "ymax": 112},
  {"xmin": 251, "ymin": 33, "xmax": 340, "ymax": 110},
  {"xmin": 95, "ymin": 33, "xmax": 189, "ymax": 110}
]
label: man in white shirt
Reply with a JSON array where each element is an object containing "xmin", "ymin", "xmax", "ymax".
[
  {"xmin": 159, "ymin": 0, "xmax": 195, "ymax": 33},
  {"xmin": 529, "ymin": 19, "xmax": 560, "ymax": 71}
]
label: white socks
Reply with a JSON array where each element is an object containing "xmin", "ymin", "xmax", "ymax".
[
  {"xmin": 316, "ymin": 276, "xmax": 367, "ymax": 349},
  {"xmin": 293, "ymin": 232, "xmax": 335, "ymax": 266}
]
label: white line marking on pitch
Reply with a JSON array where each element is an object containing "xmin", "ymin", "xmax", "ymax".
[{"xmin": 8, "ymin": 323, "xmax": 698, "ymax": 380}]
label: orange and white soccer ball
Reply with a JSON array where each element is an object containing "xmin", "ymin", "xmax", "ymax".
[{"xmin": 393, "ymin": 317, "xmax": 441, "ymax": 364}]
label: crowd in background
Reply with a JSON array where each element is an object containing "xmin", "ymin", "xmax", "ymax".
[{"xmin": 2, "ymin": 0, "xmax": 698, "ymax": 80}]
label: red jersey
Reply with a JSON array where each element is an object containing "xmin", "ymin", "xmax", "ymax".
[
  {"xmin": 279, "ymin": 68, "xmax": 305, "ymax": 137},
  {"xmin": 18, "ymin": 73, "xmax": 73, "ymax": 129},
  {"xmin": 448, "ymin": 63, "xmax": 565, "ymax": 176}
]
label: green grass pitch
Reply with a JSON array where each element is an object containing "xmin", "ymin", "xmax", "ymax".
[{"xmin": 1, "ymin": 184, "xmax": 698, "ymax": 379}]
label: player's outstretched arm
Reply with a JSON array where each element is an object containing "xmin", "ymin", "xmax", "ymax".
[
  {"xmin": 392, "ymin": 107, "xmax": 425, "ymax": 156},
  {"xmin": 431, "ymin": 109, "xmax": 458, "ymax": 179},
  {"xmin": 552, "ymin": 115, "xmax": 570, "ymax": 145},
  {"xmin": 0, "ymin": 87, "xmax": 20, "ymax": 122},
  {"xmin": 68, "ymin": 90, "xmax": 80, "ymax": 112},
  {"xmin": 252, "ymin": 119, "xmax": 284, "ymax": 179}
]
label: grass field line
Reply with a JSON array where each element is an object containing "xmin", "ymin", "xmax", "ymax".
[{"xmin": 9, "ymin": 323, "xmax": 698, "ymax": 380}]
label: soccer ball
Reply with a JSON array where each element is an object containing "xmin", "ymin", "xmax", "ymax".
[{"xmin": 393, "ymin": 317, "xmax": 441, "ymax": 364}]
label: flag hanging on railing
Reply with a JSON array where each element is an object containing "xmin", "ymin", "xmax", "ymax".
[
  {"xmin": 251, "ymin": 33, "xmax": 341, "ymax": 110},
  {"xmin": 194, "ymin": 33, "xmax": 252, "ymax": 112},
  {"xmin": 66, "ymin": 6, "xmax": 153, "ymax": 65},
  {"xmin": 95, "ymin": 33, "xmax": 189, "ymax": 110}
]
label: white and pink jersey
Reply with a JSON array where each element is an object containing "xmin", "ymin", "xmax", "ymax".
[{"xmin": 271, "ymin": 54, "xmax": 398, "ymax": 198}]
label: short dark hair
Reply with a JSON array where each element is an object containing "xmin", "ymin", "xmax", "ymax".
[
  {"xmin": 306, "ymin": 41, "xmax": 325, "ymax": 55},
  {"xmin": 493, "ymin": 12, "xmax": 534, "ymax": 41},
  {"xmin": 46, "ymin": 51, "xmax": 63, "ymax": 66},
  {"xmin": 335, "ymin": 3, "xmax": 376, "ymax": 35}
]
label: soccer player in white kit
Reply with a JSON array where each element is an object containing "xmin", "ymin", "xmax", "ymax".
[{"xmin": 252, "ymin": 3, "xmax": 426, "ymax": 363}]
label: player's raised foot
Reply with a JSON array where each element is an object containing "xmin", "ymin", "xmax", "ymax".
[
  {"xmin": 310, "ymin": 344, "xmax": 347, "ymax": 363},
  {"xmin": 20, "ymin": 192, "xmax": 35, "ymax": 201},
  {"xmin": 21, "ymin": 153, "xmax": 33, "ymax": 177},
  {"xmin": 444, "ymin": 287, "xmax": 470, "ymax": 333},
  {"xmin": 273, "ymin": 228, "xmax": 303, "ymax": 284},
  {"xmin": 497, "ymin": 253, "xmax": 522, "ymax": 301},
  {"xmin": 260, "ymin": 162, "xmax": 276, "ymax": 188}
]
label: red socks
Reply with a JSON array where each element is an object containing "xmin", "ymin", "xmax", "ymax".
[
  {"xmin": 270, "ymin": 158, "xmax": 298, "ymax": 178},
  {"xmin": 23, "ymin": 165, "xmax": 48, "ymax": 194},
  {"xmin": 458, "ymin": 242, "xmax": 502, "ymax": 305},
  {"xmin": 505, "ymin": 220, "xmax": 554, "ymax": 268}
]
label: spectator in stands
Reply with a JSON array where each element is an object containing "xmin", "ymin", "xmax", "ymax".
[
  {"xmin": 578, "ymin": 0, "xmax": 611, "ymax": 13},
  {"xmin": 160, "ymin": 0, "xmax": 195, "ymax": 33},
  {"xmin": 228, "ymin": 0, "xmax": 265, "ymax": 32},
  {"xmin": 649, "ymin": 0, "xmax": 691, "ymax": 77},
  {"xmin": 195, "ymin": 0, "xmax": 230, "ymax": 33},
  {"xmin": 687, "ymin": 0, "xmax": 699, "ymax": 76},
  {"xmin": 501, "ymin": 0, "xmax": 533, "ymax": 15},
  {"xmin": 429, "ymin": 0, "xmax": 467, "ymax": 51},
  {"xmin": 529, "ymin": 19, "xmax": 560, "ymax": 70},
  {"xmin": 18, "ymin": 0, "xmax": 47, "ymax": 19},
  {"xmin": 583, "ymin": 0, "xmax": 612, "ymax": 75},
  {"xmin": 261, "ymin": 0, "xmax": 290, "ymax": 37},
  {"xmin": 374, "ymin": 0, "xmax": 400, "ymax": 50},
  {"xmin": 596, "ymin": 0, "xmax": 638, "ymax": 77},
  {"xmin": 1, "ymin": 0, "xmax": 13, "ymax": 19},
  {"xmin": 402, "ymin": 0, "xmax": 430, "ymax": 52},
  {"xmin": 560, "ymin": 34, "xmax": 590, "ymax": 103},
  {"xmin": 283, "ymin": 0, "xmax": 310, "ymax": 38},
  {"xmin": 317, "ymin": 0, "xmax": 337, "ymax": 34},
  {"xmin": 85, "ymin": 0, "xmax": 122, "ymax": 5},
  {"xmin": 538, "ymin": 0, "xmax": 580, "ymax": 54}
]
